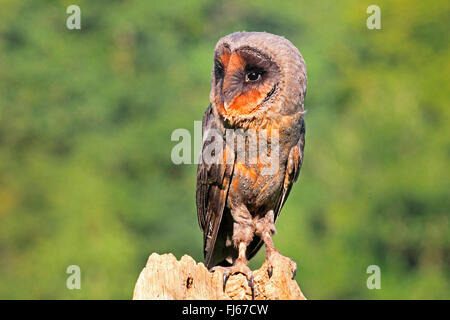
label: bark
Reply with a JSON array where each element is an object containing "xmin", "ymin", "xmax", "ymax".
[{"xmin": 133, "ymin": 253, "xmax": 306, "ymax": 300}]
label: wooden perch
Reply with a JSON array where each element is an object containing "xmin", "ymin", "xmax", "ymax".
[{"xmin": 133, "ymin": 253, "xmax": 306, "ymax": 300}]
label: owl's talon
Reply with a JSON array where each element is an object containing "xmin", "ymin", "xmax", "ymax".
[
  {"xmin": 248, "ymin": 272, "xmax": 255, "ymax": 300},
  {"xmin": 209, "ymin": 266, "xmax": 230, "ymax": 292},
  {"xmin": 222, "ymin": 270, "xmax": 230, "ymax": 292},
  {"xmin": 209, "ymin": 264, "xmax": 254, "ymax": 297},
  {"xmin": 266, "ymin": 250, "xmax": 298, "ymax": 280},
  {"xmin": 292, "ymin": 264, "xmax": 297, "ymax": 280},
  {"xmin": 267, "ymin": 265, "xmax": 273, "ymax": 278}
]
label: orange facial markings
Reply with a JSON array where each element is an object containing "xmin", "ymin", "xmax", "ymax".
[
  {"xmin": 227, "ymin": 53, "xmax": 245, "ymax": 72},
  {"xmin": 226, "ymin": 83, "xmax": 272, "ymax": 117},
  {"xmin": 217, "ymin": 52, "xmax": 272, "ymax": 117},
  {"xmin": 222, "ymin": 53, "xmax": 245, "ymax": 96},
  {"xmin": 220, "ymin": 51, "xmax": 231, "ymax": 68}
]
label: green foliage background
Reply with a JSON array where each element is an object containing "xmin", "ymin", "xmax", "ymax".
[{"xmin": 0, "ymin": 0, "xmax": 448, "ymax": 299}]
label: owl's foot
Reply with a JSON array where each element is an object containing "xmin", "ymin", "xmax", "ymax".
[
  {"xmin": 210, "ymin": 262, "xmax": 255, "ymax": 299},
  {"xmin": 266, "ymin": 249, "xmax": 297, "ymax": 280}
]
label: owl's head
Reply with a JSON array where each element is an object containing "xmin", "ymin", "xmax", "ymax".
[{"xmin": 210, "ymin": 32, "xmax": 307, "ymax": 126}]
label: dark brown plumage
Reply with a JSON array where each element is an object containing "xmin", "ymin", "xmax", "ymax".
[{"xmin": 196, "ymin": 32, "xmax": 307, "ymax": 286}]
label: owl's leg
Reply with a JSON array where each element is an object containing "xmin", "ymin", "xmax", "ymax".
[
  {"xmin": 211, "ymin": 205, "xmax": 255, "ymax": 298},
  {"xmin": 256, "ymin": 210, "xmax": 297, "ymax": 280}
]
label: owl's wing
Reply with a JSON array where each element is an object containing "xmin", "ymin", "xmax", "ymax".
[
  {"xmin": 246, "ymin": 116, "xmax": 305, "ymax": 261},
  {"xmin": 196, "ymin": 104, "xmax": 235, "ymax": 268},
  {"xmin": 273, "ymin": 116, "xmax": 306, "ymax": 221}
]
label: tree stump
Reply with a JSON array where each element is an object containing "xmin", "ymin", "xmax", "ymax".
[{"xmin": 133, "ymin": 253, "xmax": 306, "ymax": 300}]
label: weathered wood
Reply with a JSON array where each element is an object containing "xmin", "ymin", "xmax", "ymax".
[{"xmin": 133, "ymin": 253, "xmax": 306, "ymax": 300}]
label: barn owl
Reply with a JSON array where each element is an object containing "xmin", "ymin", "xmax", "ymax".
[{"xmin": 196, "ymin": 32, "xmax": 307, "ymax": 296}]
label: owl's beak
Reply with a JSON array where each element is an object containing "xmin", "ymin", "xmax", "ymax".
[
  {"xmin": 223, "ymin": 95, "xmax": 234, "ymax": 111},
  {"xmin": 222, "ymin": 85, "xmax": 235, "ymax": 111}
]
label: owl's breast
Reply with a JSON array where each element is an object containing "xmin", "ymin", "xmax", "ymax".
[
  {"xmin": 227, "ymin": 155, "xmax": 286, "ymax": 216},
  {"xmin": 224, "ymin": 112, "xmax": 302, "ymax": 215}
]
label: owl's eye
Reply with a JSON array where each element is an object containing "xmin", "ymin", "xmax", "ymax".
[{"xmin": 245, "ymin": 71, "xmax": 262, "ymax": 82}]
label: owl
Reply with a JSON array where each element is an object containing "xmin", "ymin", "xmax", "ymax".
[{"xmin": 196, "ymin": 32, "xmax": 307, "ymax": 294}]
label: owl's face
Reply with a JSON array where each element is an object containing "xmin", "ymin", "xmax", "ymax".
[
  {"xmin": 210, "ymin": 32, "xmax": 307, "ymax": 124},
  {"xmin": 212, "ymin": 43, "xmax": 281, "ymax": 118}
]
